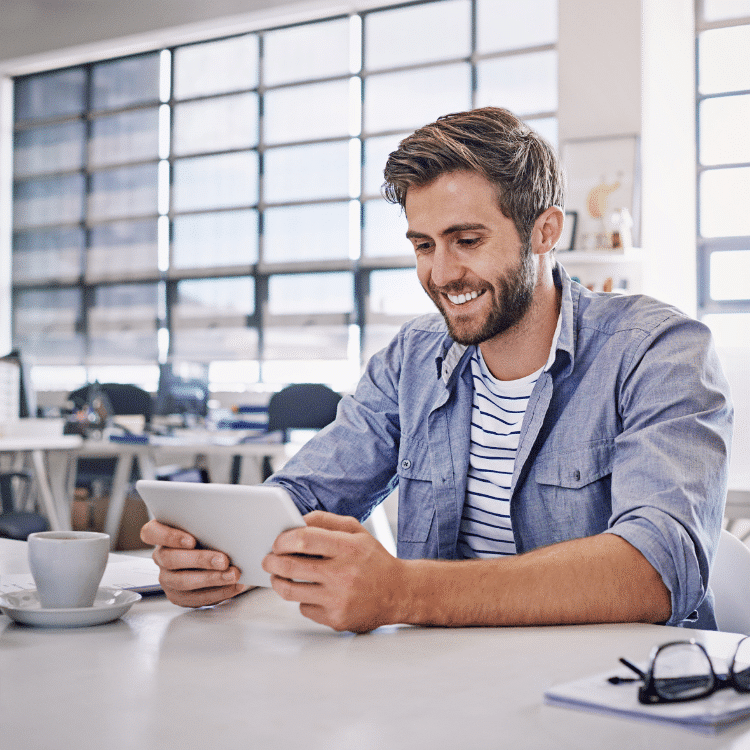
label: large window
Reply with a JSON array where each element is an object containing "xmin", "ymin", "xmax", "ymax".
[
  {"xmin": 696, "ymin": 0, "xmax": 750, "ymax": 346},
  {"xmin": 11, "ymin": 0, "xmax": 558, "ymax": 392}
]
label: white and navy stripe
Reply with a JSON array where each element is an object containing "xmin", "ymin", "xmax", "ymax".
[
  {"xmin": 457, "ymin": 312, "xmax": 561, "ymax": 559},
  {"xmin": 458, "ymin": 352, "xmax": 539, "ymax": 558}
]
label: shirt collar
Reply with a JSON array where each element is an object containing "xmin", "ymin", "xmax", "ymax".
[
  {"xmin": 543, "ymin": 305, "xmax": 562, "ymax": 372},
  {"xmin": 437, "ymin": 339, "xmax": 468, "ymax": 385},
  {"xmin": 552, "ymin": 261, "xmax": 576, "ymax": 376}
]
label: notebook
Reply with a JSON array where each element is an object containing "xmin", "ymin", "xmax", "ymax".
[
  {"xmin": 545, "ymin": 659, "xmax": 750, "ymax": 734},
  {"xmin": 0, "ymin": 553, "xmax": 161, "ymax": 596}
]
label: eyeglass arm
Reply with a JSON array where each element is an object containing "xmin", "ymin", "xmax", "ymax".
[
  {"xmin": 607, "ymin": 658, "xmax": 646, "ymax": 685},
  {"xmin": 620, "ymin": 657, "xmax": 646, "ymax": 678}
]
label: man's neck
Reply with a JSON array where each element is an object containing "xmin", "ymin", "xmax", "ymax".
[{"xmin": 478, "ymin": 271, "xmax": 561, "ymax": 382}]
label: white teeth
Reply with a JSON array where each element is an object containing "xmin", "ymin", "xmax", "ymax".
[{"xmin": 447, "ymin": 291, "xmax": 480, "ymax": 305}]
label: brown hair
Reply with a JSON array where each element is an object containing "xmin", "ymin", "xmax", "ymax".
[{"xmin": 382, "ymin": 107, "xmax": 564, "ymax": 246}]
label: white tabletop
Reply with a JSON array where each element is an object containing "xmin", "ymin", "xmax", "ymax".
[
  {"xmin": 0, "ymin": 432, "xmax": 290, "ymax": 540},
  {"xmin": 0, "ymin": 434, "xmax": 83, "ymax": 530},
  {"xmin": 75, "ymin": 434, "xmax": 292, "ymax": 544},
  {"xmin": 2, "ymin": 539, "xmax": 750, "ymax": 749},
  {"xmin": 0, "ymin": 435, "xmax": 82, "ymax": 452},
  {"xmin": 76, "ymin": 432, "xmax": 287, "ymax": 457}
]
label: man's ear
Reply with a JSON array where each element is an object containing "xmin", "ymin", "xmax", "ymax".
[{"xmin": 531, "ymin": 207, "xmax": 565, "ymax": 256}]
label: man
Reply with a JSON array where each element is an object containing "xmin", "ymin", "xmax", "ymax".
[{"xmin": 142, "ymin": 107, "xmax": 732, "ymax": 634}]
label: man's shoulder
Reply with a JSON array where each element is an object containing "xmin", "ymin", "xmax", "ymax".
[
  {"xmin": 576, "ymin": 290, "xmax": 696, "ymax": 338},
  {"xmin": 365, "ymin": 313, "xmax": 449, "ymax": 375}
]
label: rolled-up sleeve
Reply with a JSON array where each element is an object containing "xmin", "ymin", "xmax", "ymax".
[{"xmin": 606, "ymin": 316, "xmax": 732, "ymax": 626}]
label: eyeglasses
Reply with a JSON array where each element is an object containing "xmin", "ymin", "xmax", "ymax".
[{"xmin": 609, "ymin": 637, "xmax": 750, "ymax": 705}]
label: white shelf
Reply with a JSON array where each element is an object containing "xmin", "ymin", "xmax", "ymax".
[
  {"xmin": 557, "ymin": 249, "xmax": 643, "ymax": 294},
  {"xmin": 557, "ymin": 249, "xmax": 642, "ymax": 263}
]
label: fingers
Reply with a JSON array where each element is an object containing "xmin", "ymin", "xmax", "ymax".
[
  {"xmin": 140, "ymin": 519, "xmax": 196, "ymax": 549},
  {"xmin": 273, "ymin": 514, "xmax": 365, "ymax": 558},
  {"xmin": 269, "ymin": 574, "xmax": 323, "ymax": 603},
  {"xmin": 152, "ymin": 545, "xmax": 232, "ymax": 574},
  {"xmin": 263, "ymin": 550, "xmax": 328, "ymax": 585},
  {"xmin": 268, "ymin": 574, "xmax": 361, "ymax": 632},
  {"xmin": 298, "ymin": 602, "xmax": 373, "ymax": 634},
  {"xmin": 162, "ymin": 581, "xmax": 248, "ymax": 609},
  {"xmin": 303, "ymin": 510, "xmax": 363, "ymax": 533},
  {"xmin": 264, "ymin": 512, "xmax": 402, "ymax": 632},
  {"xmin": 156, "ymin": 560, "xmax": 246, "ymax": 608}
]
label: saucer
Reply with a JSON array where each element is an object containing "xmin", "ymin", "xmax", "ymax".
[{"xmin": 0, "ymin": 587, "xmax": 141, "ymax": 628}]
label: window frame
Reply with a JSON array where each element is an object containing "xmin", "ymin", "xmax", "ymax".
[
  {"xmin": 7, "ymin": 0, "xmax": 559, "ymax": 391},
  {"xmin": 695, "ymin": 0, "xmax": 750, "ymax": 322}
]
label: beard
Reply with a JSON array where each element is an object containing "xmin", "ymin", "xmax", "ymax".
[{"xmin": 426, "ymin": 245, "xmax": 536, "ymax": 346}]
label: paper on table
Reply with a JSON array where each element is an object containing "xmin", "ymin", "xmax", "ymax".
[
  {"xmin": 0, "ymin": 555, "xmax": 161, "ymax": 596},
  {"xmin": 544, "ymin": 662, "xmax": 750, "ymax": 734}
]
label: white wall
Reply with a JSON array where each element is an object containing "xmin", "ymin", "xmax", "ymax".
[
  {"xmin": 0, "ymin": 0, "xmax": 322, "ymax": 63},
  {"xmin": 641, "ymin": 0, "xmax": 697, "ymax": 316},
  {"xmin": 559, "ymin": 0, "xmax": 697, "ymax": 315},
  {"xmin": 558, "ymin": 0, "xmax": 643, "ymax": 140}
]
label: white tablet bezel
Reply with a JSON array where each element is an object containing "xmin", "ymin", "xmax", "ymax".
[{"xmin": 136, "ymin": 479, "xmax": 305, "ymax": 588}]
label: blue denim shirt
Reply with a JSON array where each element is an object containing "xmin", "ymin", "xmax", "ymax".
[{"xmin": 269, "ymin": 264, "xmax": 732, "ymax": 628}]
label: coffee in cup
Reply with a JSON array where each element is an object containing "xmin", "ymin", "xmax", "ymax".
[{"xmin": 28, "ymin": 531, "xmax": 110, "ymax": 608}]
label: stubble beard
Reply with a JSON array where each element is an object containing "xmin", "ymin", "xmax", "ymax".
[{"xmin": 427, "ymin": 245, "xmax": 536, "ymax": 346}]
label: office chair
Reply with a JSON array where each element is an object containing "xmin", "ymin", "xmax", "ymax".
[
  {"xmin": 68, "ymin": 383, "xmax": 154, "ymax": 426},
  {"xmin": 261, "ymin": 383, "xmax": 342, "ymax": 479},
  {"xmin": 711, "ymin": 529, "xmax": 750, "ymax": 635},
  {"xmin": 266, "ymin": 383, "xmax": 342, "ymax": 444},
  {"xmin": 0, "ymin": 471, "xmax": 50, "ymax": 540}
]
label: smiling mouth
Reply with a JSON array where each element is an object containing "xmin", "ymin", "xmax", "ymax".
[{"xmin": 445, "ymin": 290, "xmax": 484, "ymax": 306}]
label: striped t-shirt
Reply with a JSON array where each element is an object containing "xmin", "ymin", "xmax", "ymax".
[{"xmin": 458, "ymin": 317, "xmax": 561, "ymax": 559}]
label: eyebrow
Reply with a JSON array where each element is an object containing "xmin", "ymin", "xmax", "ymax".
[{"xmin": 406, "ymin": 223, "xmax": 488, "ymax": 240}]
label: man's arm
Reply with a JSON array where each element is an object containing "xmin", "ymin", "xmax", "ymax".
[
  {"xmin": 138, "ymin": 323, "xmax": 412, "ymax": 610},
  {"xmin": 141, "ymin": 508, "xmax": 671, "ymax": 626},
  {"xmin": 262, "ymin": 511, "xmax": 671, "ymax": 633},
  {"xmin": 601, "ymin": 313, "xmax": 732, "ymax": 626}
]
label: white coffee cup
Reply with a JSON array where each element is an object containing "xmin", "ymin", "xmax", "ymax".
[{"xmin": 28, "ymin": 531, "xmax": 110, "ymax": 609}]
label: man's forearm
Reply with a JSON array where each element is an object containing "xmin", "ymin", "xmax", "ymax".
[{"xmin": 397, "ymin": 533, "xmax": 672, "ymax": 627}]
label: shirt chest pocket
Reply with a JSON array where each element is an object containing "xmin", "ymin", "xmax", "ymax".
[
  {"xmin": 396, "ymin": 438, "xmax": 435, "ymax": 544},
  {"xmin": 535, "ymin": 440, "xmax": 615, "ymax": 488},
  {"xmin": 532, "ymin": 440, "xmax": 615, "ymax": 537}
]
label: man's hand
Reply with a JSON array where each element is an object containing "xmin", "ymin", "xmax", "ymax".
[
  {"xmin": 262, "ymin": 511, "xmax": 407, "ymax": 633},
  {"xmin": 140, "ymin": 519, "xmax": 248, "ymax": 608}
]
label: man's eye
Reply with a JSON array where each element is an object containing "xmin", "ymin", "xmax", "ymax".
[
  {"xmin": 457, "ymin": 237, "xmax": 480, "ymax": 247},
  {"xmin": 415, "ymin": 242, "xmax": 432, "ymax": 252}
]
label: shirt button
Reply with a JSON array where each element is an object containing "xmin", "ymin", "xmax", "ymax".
[
  {"xmin": 573, "ymin": 469, "xmax": 581, "ymax": 481},
  {"xmin": 401, "ymin": 459, "xmax": 411, "ymax": 470}
]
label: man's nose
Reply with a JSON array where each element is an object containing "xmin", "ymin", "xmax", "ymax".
[{"xmin": 430, "ymin": 244, "xmax": 463, "ymax": 289}]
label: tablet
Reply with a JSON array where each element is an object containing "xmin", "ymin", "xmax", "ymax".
[{"xmin": 136, "ymin": 479, "xmax": 305, "ymax": 588}]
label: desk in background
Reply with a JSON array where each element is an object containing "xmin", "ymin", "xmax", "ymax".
[
  {"xmin": 1, "ymin": 536, "xmax": 749, "ymax": 750},
  {"xmin": 71, "ymin": 434, "xmax": 290, "ymax": 546},
  {"xmin": 0, "ymin": 434, "xmax": 82, "ymax": 531}
]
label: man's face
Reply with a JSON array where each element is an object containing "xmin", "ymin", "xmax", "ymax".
[{"xmin": 405, "ymin": 170, "xmax": 537, "ymax": 346}]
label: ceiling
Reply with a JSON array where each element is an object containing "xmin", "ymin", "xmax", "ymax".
[{"xmin": 0, "ymin": 0, "xmax": 306, "ymax": 62}]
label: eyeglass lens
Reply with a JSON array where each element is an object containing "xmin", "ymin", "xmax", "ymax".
[
  {"xmin": 652, "ymin": 642, "xmax": 714, "ymax": 701},
  {"xmin": 731, "ymin": 637, "xmax": 750, "ymax": 690}
]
